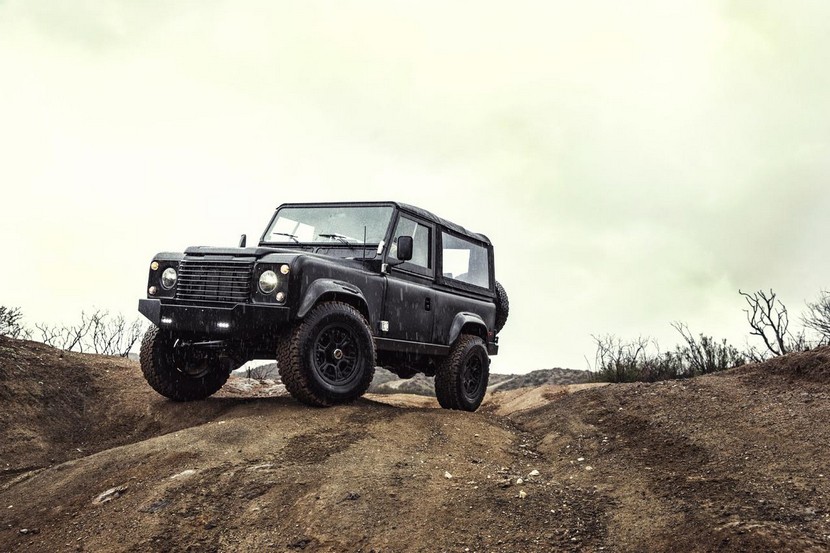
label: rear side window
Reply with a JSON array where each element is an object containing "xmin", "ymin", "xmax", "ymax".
[{"xmin": 441, "ymin": 232, "xmax": 490, "ymax": 289}]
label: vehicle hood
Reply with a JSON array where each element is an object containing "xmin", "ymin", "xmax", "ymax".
[{"xmin": 183, "ymin": 246, "xmax": 305, "ymax": 257}]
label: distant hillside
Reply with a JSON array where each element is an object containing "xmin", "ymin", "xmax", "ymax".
[
  {"xmin": 369, "ymin": 367, "xmax": 589, "ymax": 397},
  {"xmin": 233, "ymin": 365, "xmax": 589, "ymax": 397},
  {"xmin": 488, "ymin": 368, "xmax": 590, "ymax": 392}
]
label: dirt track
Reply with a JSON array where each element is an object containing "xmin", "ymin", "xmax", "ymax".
[{"xmin": 1, "ymin": 337, "xmax": 829, "ymax": 552}]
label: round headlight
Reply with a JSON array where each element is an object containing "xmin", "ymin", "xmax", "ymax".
[
  {"xmin": 160, "ymin": 267, "xmax": 178, "ymax": 289},
  {"xmin": 259, "ymin": 270, "xmax": 279, "ymax": 294}
]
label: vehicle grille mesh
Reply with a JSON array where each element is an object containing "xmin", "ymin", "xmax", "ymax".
[{"xmin": 176, "ymin": 258, "xmax": 254, "ymax": 304}]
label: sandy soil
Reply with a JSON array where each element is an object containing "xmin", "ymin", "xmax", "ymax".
[{"xmin": 1, "ymin": 337, "xmax": 829, "ymax": 552}]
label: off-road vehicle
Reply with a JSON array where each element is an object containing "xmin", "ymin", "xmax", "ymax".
[{"xmin": 138, "ymin": 202, "xmax": 509, "ymax": 411}]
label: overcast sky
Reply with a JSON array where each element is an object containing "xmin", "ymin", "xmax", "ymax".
[{"xmin": 2, "ymin": 1, "xmax": 829, "ymax": 373}]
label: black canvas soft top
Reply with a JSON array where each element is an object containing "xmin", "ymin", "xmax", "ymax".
[
  {"xmin": 274, "ymin": 201, "xmax": 491, "ymax": 245},
  {"xmin": 395, "ymin": 202, "xmax": 491, "ymax": 245}
]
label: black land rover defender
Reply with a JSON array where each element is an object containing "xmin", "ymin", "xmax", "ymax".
[{"xmin": 138, "ymin": 202, "xmax": 509, "ymax": 411}]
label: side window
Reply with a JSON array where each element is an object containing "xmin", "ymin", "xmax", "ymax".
[
  {"xmin": 391, "ymin": 216, "xmax": 432, "ymax": 270},
  {"xmin": 441, "ymin": 232, "xmax": 490, "ymax": 289}
]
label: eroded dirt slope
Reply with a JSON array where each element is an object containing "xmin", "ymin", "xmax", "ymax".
[
  {"xmin": 1, "ymin": 337, "xmax": 829, "ymax": 552},
  {"xmin": 511, "ymin": 349, "xmax": 830, "ymax": 552},
  {"xmin": 0, "ymin": 338, "xmax": 252, "ymax": 483}
]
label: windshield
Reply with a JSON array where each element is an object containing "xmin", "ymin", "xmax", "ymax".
[{"xmin": 263, "ymin": 205, "xmax": 394, "ymax": 245}]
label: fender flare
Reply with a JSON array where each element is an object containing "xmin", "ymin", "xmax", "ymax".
[
  {"xmin": 297, "ymin": 279, "xmax": 370, "ymax": 320},
  {"xmin": 448, "ymin": 312, "xmax": 488, "ymax": 346}
]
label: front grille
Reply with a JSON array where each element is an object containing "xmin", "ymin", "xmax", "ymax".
[{"xmin": 176, "ymin": 258, "xmax": 254, "ymax": 304}]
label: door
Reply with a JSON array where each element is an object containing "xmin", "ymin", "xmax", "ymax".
[{"xmin": 383, "ymin": 215, "xmax": 435, "ymax": 343}]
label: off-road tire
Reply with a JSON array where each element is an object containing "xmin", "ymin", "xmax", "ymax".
[
  {"xmin": 494, "ymin": 281, "xmax": 510, "ymax": 334},
  {"xmin": 434, "ymin": 334, "xmax": 490, "ymax": 412},
  {"xmin": 139, "ymin": 325, "xmax": 231, "ymax": 401},
  {"xmin": 277, "ymin": 302, "xmax": 375, "ymax": 407}
]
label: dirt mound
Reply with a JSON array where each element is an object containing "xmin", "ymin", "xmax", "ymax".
[
  {"xmin": 2, "ymin": 339, "xmax": 829, "ymax": 552},
  {"xmin": 509, "ymin": 354, "xmax": 830, "ymax": 552},
  {"xmin": 0, "ymin": 337, "xmax": 247, "ymax": 484},
  {"xmin": 744, "ymin": 345, "xmax": 830, "ymax": 383},
  {"xmin": 482, "ymin": 383, "xmax": 608, "ymax": 417}
]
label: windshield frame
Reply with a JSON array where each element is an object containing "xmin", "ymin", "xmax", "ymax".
[{"xmin": 258, "ymin": 202, "xmax": 398, "ymax": 249}]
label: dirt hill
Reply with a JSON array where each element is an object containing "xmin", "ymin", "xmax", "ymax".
[{"xmin": 1, "ymin": 336, "xmax": 829, "ymax": 552}]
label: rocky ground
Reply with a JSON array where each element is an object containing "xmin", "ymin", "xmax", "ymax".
[{"xmin": 1, "ymin": 337, "xmax": 829, "ymax": 552}]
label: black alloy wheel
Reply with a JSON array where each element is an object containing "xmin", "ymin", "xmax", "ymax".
[
  {"xmin": 311, "ymin": 323, "xmax": 363, "ymax": 390},
  {"xmin": 277, "ymin": 301, "xmax": 376, "ymax": 407},
  {"xmin": 461, "ymin": 351, "xmax": 486, "ymax": 404},
  {"xmin": 435, "ymin": 334, "xmax": 490, "ymax": 412}
]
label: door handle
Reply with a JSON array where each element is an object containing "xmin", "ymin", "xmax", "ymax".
[{"xmin": 424, "ymin": 298, "xmax": 431, "ymax": 311}]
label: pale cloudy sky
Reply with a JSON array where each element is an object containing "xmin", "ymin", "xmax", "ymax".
[{"xmin": 1, "ymin": 1, "xmax": 829, "ymax": 372}]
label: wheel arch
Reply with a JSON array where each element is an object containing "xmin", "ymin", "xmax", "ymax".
[
  {"xmin": 448, "ymin": 312, "xmax": 488, "ymax": 346},
  {"xmin": 297, "ymin": 279, "xmax": 371, "ymax": 322}
]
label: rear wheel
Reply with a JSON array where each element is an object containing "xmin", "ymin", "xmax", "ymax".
[
  {"xmin": 434, "ymin": 335, "xmax": 489, "ymax": 412},
  {"xmin": 139, "ymin": 326, "xmax": 232, "ymax": 401},
  {"xmin": 277, "ymin": 302, "xmax": 375, "ymax": 407}
]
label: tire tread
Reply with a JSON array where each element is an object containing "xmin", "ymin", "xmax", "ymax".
[
  {"xmin": 139, "ymin": 325, "xmax": 230, "ymax": 401},
  {"xmin": 434, "ymin": 334, "xmax": 488, "ymax": 412},
  {"xmin": 277, "ymin": 301, "xmax": 375, "ymax": 407}
]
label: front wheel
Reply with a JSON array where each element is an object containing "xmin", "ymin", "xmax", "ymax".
[
  {"xmin": 277, "ymin": 302, "xmax": 376, "ymax": 407},
  {"xmin": 139, "ymin": 326, "xmax": 233, "ymax": 401},
  {"xmin": 434, "ymin": 335, "xmax": 490, "ymax": 412}
]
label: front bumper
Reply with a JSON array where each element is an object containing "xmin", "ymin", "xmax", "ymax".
[{"xmin": 138, "ymin": 299, "xmax": 291, "ymax": 335}]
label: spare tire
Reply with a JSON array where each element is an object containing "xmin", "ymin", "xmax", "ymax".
[{"xmin": 494, "ymin": 281, "xmax": 509, "ymax": 333}]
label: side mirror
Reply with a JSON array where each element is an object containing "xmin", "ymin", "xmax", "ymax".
[
  {"xmin": 239, "ymin": 234, "xmax": 247, "ymax": 248},
  {"xmin": 396, "ymin": 236, "xmax": 413, "ymax": 261}
]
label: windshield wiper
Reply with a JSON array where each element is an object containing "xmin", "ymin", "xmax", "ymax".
[
  {"xmin": 318, "ymin": 233, "xmax": 352, "ymax": 245},
  {"xmin": 272, "ymin": 232, "xmax": 299, "ymax": 243}
]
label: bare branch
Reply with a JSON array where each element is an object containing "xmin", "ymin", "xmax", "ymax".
[
  {"xmin": 740, "ymin": 289, "xmax": 789, "ymax": 356},
  {"xmin": 803, "ymin": 290, "xmax": 830, "ymax": 345},
  {"xmin": 0, "ymin": 306, "xmax": 30, "ymax": 339}
]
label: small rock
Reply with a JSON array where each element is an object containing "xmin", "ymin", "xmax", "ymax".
[
  {"xmin": 19, "ymin": 529, "xmax": 29, "ymax": 535},
  {"xmin": 577, "ymin": 457, "xmax": 585, "ymax": 462},
  {"xmin": 344, "ymin": 492, "xmax": 360, "ymax": 501},
  {"xmin": 585, "ymin": 466, "xmax": 594, "ymax": 471},
  {"xmin": 516, "ymin": 478, "xmax": 524, "ymax": 485},
  {"xmin": 528, "ymin": 469, "xmax": 540, "ymax": 477},
  {"xmin": 289, "ymin": 537, "xmax": 312, "ymax": 549},
  {"xmin": 92, "ymin": 485, "xmax": 128, "ymax": 505},
  {"xmin": 518, "ymin": 490, "xmax": 527, "ymax": 499},
  {"xmin": 170, "ymin": 469, "xmax": 196, "ymax": 480},
  {"xmin": 444, "ymin": 471, "xmax": 453, "ymax": 479}
]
